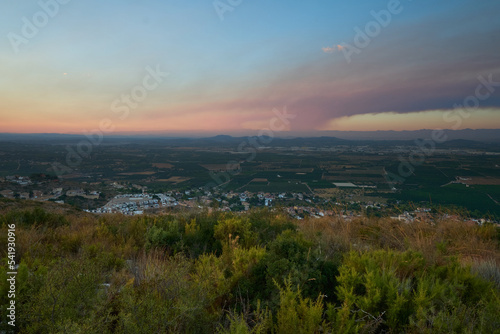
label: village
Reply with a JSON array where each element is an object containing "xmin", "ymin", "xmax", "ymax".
[{"xmin": 1, "ymin": 173, "xmax": 498, "ymax": 226}]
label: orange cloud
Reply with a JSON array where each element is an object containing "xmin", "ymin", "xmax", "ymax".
[{"xmin": 322, "ymin": 45, "xmax": 344, "ymax": 53}]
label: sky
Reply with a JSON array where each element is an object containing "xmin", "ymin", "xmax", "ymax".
[{"xmin": 0, "ymin": 0, "xmax": 499, "ymax": 136}]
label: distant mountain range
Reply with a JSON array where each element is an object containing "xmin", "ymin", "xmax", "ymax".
[
  {"xmin": 0, "ymin": 129, "xmax": 499, "ymax": 147},
  {"xmin": 176, "ymin": 135, "xmax": 500, "ymax": 150}
]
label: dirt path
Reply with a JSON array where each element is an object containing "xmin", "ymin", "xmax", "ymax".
[{"xmin": 486, "ymin": 193, "xmax": 499, "ymax": 205}]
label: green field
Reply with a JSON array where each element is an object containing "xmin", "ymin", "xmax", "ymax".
[
  {"xmin": 1, "ymin": 139, "xmax": 499, "ymax": 217},
  {"xmin": 396, "ymin": 184, "xmax": 500, "ymax": 216}
]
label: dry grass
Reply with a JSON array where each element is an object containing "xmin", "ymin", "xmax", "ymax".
[
  {"xmin": 6, "ymin": 212, "xmax": 143, "ymax": 266},
  {"xmin": 298, "ymin": 216, "xmax": 500, "ymax": 265}
]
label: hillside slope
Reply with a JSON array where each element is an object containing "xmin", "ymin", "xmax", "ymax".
[{"xmin": 1, "ymin": 200, "xmax": 499, "ymax": 333}]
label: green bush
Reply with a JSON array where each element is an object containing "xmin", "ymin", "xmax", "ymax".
[
  {"xmin": 1, "ymin": 207, "xmax": 68, "ymax": 228},
  {"xmin": 328, "ymin": 250, "xmax": 500, "ymax": 333}
]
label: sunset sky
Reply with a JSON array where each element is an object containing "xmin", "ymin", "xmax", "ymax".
[{"xmin": 0, "ymin": 0, "xmax": 499, "ymax": 135}]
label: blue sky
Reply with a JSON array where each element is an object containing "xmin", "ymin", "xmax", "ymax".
[{"xmin": 0, "ymin": 0, "xmax": 499, "ymax": 134}]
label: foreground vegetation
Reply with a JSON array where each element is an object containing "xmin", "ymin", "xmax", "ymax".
[{"xmin": 1, "ymin": 199, "xmax": 500, "ymax": 333}]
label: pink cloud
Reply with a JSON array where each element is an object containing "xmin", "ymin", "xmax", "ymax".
[{"xmin": 322, "ymin": 45, "xmax": 344, "ymax": 53}]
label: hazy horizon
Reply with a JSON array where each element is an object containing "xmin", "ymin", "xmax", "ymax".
[{"xmin": 1, "ymin": 128, "xmax": 500, "ymax": 142}]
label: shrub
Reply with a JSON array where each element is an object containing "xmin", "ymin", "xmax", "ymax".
[
  {"xmin": 329, "ymin": 249, "xmax": 500, "ymax": 333},
  {"xmin": 1, "ymin": 207, "xmax": 68, "ymax": 228}
]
